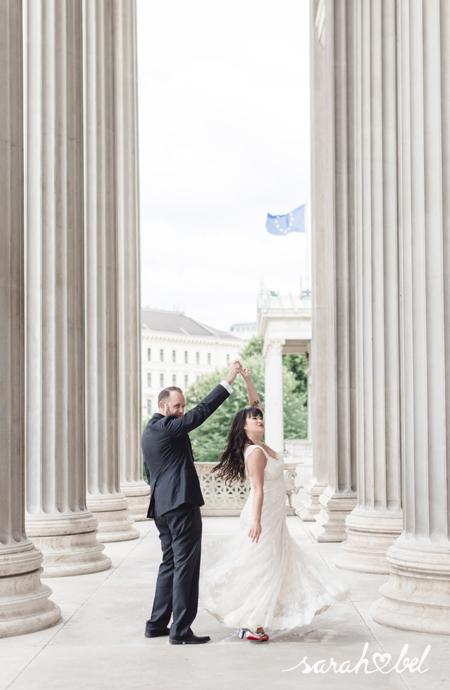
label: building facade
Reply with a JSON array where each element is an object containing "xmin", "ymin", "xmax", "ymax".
[{"xmin": 141, "ymin": 308, "xmax": 244, "ymax": 418}]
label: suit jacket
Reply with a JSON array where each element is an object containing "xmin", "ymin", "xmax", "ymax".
[{"xmin": 141, "ymin": 383, "xmax": 230, "ymax": 519}]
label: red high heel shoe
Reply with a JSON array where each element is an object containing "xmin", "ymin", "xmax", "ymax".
[{"xmin": 238, "ymin": 627, "xmax": 269, "ymax": 641}]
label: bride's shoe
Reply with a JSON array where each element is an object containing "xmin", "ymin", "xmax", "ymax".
[{"xmin": 238, "ymin": 627, "xmax": 269, "ymax": 642}]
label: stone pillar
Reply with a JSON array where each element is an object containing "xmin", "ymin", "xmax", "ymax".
[
  {"xmin": 371, "ymin": 0, "xmax": 450, "ymax": 633},
  {"xmin": 83, "ymin": 0, "xmax": 139, "ymax": 543},
  {"xmin": 263, "ymin": 340, "xmax": 285, "ymax": 454},
  {"xmin": 298, "ymin": 0, "xmax": 328, "ymax": 522},
  {"xmin": 24, "ymin": 0, "xmax": 111, "ymax": 576},
  {"xmin": 335, "ymin": 0, "xmax": 402, "ymax": 574},
  {"xmin": 114, "ymin": 0, "xmax": 150, "ymax": 521},
  {"xmin": 311, "ymin": 0, "xmax": 357, "ymax": 542},
  {"xmin": 0, "ymin": 0, "xmax": 60, "ymax": 636}
]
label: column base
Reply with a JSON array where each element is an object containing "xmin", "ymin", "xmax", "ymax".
[
  {"xmin": 120, "ymin": 481, "xmax": 150, "ymax": 522},
  {"xmin": 370, "ymin": 539, "xmax": 450, "ymax": 635},
  {"xmin": 87, "ymin": 493, "xmax": 140, "ymax": 542},
  {"xmin": 334, "ymin": 510, "xmax": 403, "ymax": 574},
  {"xmin": 26, "ymin": 512, "xmax": 112, "ymax": 577},
  {"xmin": 310, "ymin": 488, "xmax": 357, "ymax": 542},
  {"xmin": 0, "ymin": 542, "xmax": 61, "ymax": 638},
  {"xmin": 296, "ymin": 478, "xmax": 326, "ymax": 521}
]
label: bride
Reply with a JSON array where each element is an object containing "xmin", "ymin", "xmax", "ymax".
[{"xmin": 199, "ymin": 367, "xmax": 349, "ymax": 641}]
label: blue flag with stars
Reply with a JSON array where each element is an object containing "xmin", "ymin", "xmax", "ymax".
[{"xmin": 266, "ymin": 204, "xmax": 306, "ymax": 235}]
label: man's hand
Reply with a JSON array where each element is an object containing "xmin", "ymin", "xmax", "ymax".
[{"xmin": 225, "ymin": 360, "xmax": 242, "ymax": 385}]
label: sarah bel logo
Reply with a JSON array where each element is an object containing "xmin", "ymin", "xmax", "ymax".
[{"xmin": 282, "ymin": 642, "xmax": 431, "ymax": 675}]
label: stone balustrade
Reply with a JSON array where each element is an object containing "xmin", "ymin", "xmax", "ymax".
[{"xmin": 194, "ymin": 461, "xmax": 304, "ymax": 516}]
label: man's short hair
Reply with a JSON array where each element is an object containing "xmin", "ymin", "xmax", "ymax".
[{"xmin": 158, "ymin": 386, "xmax": 183, "ymax": 405}]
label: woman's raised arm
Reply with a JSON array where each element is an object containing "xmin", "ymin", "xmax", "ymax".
[{"xmin": 240, "ymin": 368, "xmax": 263, "ymax": 412}]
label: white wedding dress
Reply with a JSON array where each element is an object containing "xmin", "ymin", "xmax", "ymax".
[{"xmin": 199, "ymin": 444, "xmax": 350, "ymax": 631}]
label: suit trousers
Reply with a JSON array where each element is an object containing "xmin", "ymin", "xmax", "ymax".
[{"xmin": 148, "ymin": 502, "xmax": 203, "ymax": 639}]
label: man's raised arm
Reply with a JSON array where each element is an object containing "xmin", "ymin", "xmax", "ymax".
[{"xmin": 164, "ymin": 361, "xmax": 241, "ymax": 438}]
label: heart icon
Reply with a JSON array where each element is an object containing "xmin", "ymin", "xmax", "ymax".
[{"xmin": 372, "ymin": 653, "xmax": 392, "ymax": 673}]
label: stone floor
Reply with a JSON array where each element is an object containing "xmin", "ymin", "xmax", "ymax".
[{"xmin": 1, "ymin": 517, "xmax": 449, "ymax": 690}]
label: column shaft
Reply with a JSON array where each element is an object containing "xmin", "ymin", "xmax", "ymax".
[
  {"xmin": 24, "ymin": 0, "xmax": 111, "ymax": 576},
  {"xmin": 0, "ymin": 0, "xmax": 60, "ymax": 636},
  {"xmin": 335, "ymin": 0, "xmax": 402, "ymax": 573},
  {"xmin": 263, "ymin": 341, "xmax": 284, "ymax": 454},
  {"xmin": 114, "ymin": 0, "xmax": 150, "ymax": 521},
  {"xmin": 83, "ymin": 0, "xmax": 139, "ymax": 542},
  {"xmin": 299, "ymin": 0, "xmax": 329, "ymax": 521},
  {"xmin": 311, "ymin": 0, "xmax": 357, "ymax": 542},
  {"xmin": 371, "ymin": 0, "xmax": 450, "ymax": 633}
]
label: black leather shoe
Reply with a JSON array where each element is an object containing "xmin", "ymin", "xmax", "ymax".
[
  {"xmin": 169, "ymin": 634, "xmax": 211, "ymax": 645},
  {"xmin": 145, "ymin": 622, "xmax": 171, "ymax": 638}
]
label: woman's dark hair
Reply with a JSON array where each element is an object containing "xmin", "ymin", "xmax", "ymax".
[{"xmin": 213, "ymin": 407, "xmax": 263, "ymax": 484}]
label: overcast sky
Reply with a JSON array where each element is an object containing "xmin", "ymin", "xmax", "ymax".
[{"xmin": 137, "ymin": 0, "xmax": 310, "ymax": 332}]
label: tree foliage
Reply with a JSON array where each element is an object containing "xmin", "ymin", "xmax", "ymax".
[{"xmin": 185, "ymin": 346, "xmax": 308, "ymax": 463}]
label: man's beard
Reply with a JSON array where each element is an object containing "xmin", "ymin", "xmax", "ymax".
[{"xmin": 165, "ymin": 404, "xmax": 183, "ymax": 417}]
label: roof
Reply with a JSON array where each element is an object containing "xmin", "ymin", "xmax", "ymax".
[{"xmin": 141, "ymin": 308, "xmax": 242, "ymax": 341}]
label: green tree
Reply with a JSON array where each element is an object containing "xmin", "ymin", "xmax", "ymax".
[
  {"xmin": 185, "ymin": 351, "xmax": 308, "ymax": 463},
  {"xmin": 283, "ymin": 353, "xmax": 308, "ymax": 395}
]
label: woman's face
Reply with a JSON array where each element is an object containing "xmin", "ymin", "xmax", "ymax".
[{"xmin": 243, "ymin": 413, "xmax": 264, "ymax": 435}]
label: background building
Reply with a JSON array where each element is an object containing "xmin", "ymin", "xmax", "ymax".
[
  {"xmin": 142, "ymin": 308, "xmax": 245, "ymax": 418},
  {"xmin": 229, "ymin": 322, "xmax": 257, "ymax": 340}
]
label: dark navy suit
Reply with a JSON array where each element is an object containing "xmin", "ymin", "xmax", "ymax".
[{"xmin": 142, "ymin": 383, "xmax": 230, "ymax": 639}]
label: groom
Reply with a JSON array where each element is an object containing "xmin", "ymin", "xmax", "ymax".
[{"xmin": 142, "ymin": 361, "xmax": 241, "ymax": 645}]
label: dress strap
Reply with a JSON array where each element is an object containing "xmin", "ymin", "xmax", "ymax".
[{"xmin": 244, "ymin": 444, "xmax": 267, "ymax": 461}]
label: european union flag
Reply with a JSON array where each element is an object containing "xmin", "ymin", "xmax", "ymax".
[{"xmin": 266, "ymin": 205, "xmax": 305, "ymax": 235}]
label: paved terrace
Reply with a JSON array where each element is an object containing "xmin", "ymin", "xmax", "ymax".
[{"xmin": 1, "ymin": 518, "xmax": 448, "ymax": 690}]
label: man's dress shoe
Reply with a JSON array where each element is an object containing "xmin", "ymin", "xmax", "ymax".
[
  {"xmin": 145, "ymin": 621, "xmax": 170, "ymax": 638},
  {"xmin": 169, "ymin": 634, "xmax": 211, "ymax": 645}
]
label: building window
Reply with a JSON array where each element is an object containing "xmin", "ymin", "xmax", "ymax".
[
  {"xmin": 184, "ymin": 375, "xmax": 188, "ymax": 388},
  {"xmin": 147, "ymin": 399, "xmax": 152, "ymax": 415},
  {"xmin": 160, "ymin": 373, "xmax": 164, "ymax": 388},
  {"xmin": 172, "ymin": 350, "xmax": 176, "ymax": 362},
  {"xmin": 160, "ymin": 349, "xmax": 164, "ymax": 362},
  {"xmin": 172, "ymin": 374, "xmax": 176, "ymax": 385},
  {"xmin": 147, "ymin": 348, "xmax": 151, "ymax": 361},
  {"xmin": 196, "ymin": 375, "xmax": 200, "ymax": 382},
  {"xmin": 207, "ymin": 353, "xmax": 211, "ymax": 365},
  {"xmin": 196, "ymin": 352, "xmax": 200, "ymax": 364},
  {"xmin": 226, "ymin": 354, "xmax": 230, "ymax": 364},
  {"xmin": 147, "ymin": 373, "xmax": 151, "ymax": 388},
  {"xmin": 184, "ymin": 351, "xmax": 188, "ymax": 363}
]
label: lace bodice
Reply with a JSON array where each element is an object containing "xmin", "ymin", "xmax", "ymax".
[{"xmin": 244, "ymin": 444, "xmax": 284, "ymax": 482}]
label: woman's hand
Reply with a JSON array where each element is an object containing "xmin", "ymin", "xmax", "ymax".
[
  {"xmin": 249, "ymin": 520, "xmax": 262, "ymax": 543},
  {"xmin": 240, "ymin": 367, "xmax": 252, "ymax": 382}
]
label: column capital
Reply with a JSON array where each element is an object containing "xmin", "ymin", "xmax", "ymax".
[{"xmin": 262, "ymin": 339, "xmax": 285, "ymax": 360}]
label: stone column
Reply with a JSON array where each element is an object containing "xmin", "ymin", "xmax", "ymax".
[
  {"xmin": 83, "ymin": 0, "xmax": 139, "ymax": 542},
  {"xmin": 263, "ymin": 339, "xmax": 285, "ymax": 454},
  {"xmin": 298, "ymin": 0, "xmax": 328, "ymax": 521},
  {"xmin": 371, "ymin": 0, "xmax": 450, "ymax": 633},
  {"xmin": 114, "ymin": 0, "xmax": 150, "ymax": 521},
  {"xmin": 311, "ymin": 0, "xmax": 357, "ymax": 542},
  {"xmin": 0, "ymin": 0, "xmax": 60, "ymax": 636},
  {"xmin": 335, "ymin": 0, "xmax": 402, "ymax": 574},
  {"xmin": 24, "ymin": 0, "xmax": 111, "ymax": 576}
]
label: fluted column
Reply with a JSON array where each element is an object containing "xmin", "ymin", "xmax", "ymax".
[
  {"xmin": 114, "ymin": 0, "xmax": 150, "ymax": 521},
  {"xmin": 335, "ymin": 0, "xmax": 402, "ymax": 573},
  {"xmin": 311, "ymin": 0, "xmax": 357, "ymax": 542},
  {"xmin": 83, "ymin": 0, "xmax": 139, "ymax": 543},
  {"xmin": 299, "ymin": 0, "xmax": 328, "ymax": 521},
  {"xmin": 24, "ymin": 0, "xmax": 111, "ymax": 576},
  {"xmin": 263, "ymin": 339, "xmax": 285, "ymax": 454},
  {"xmin": 0, "ymin": 0, "xmax": 60, "ymax": 636},
  {"xmin": 371, "ymin": 0, "xmax": 450, "ymax": 634}
]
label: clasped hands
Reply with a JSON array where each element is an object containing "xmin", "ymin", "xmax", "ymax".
[{"xmin": 225, "ymin": 360, "xmax": 253, "ymax": 385}]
